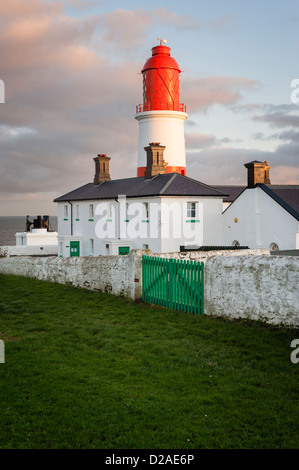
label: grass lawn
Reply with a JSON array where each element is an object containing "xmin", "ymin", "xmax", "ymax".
[{"xmin": 0, "ymin": 274, "xmax": 298, "ymax": 449}]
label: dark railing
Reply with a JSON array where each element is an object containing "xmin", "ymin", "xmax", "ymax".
[
  {"xmin": 180, "ymin": 246, "xmax": 249, "ymax": 252},
  {"xmin": 136, "ymin": 103, "xmax": 187, "ymax": 113}
]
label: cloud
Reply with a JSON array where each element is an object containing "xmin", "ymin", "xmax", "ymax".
[
  {"xmin": 0, "ymin": 1, "xmax": 297, "ymax": 216},
  {"xmin": 182, "ymin": 76, "xmax": 260, "ymax": 113},
  {"xmin": 234, "ymin": 103, "xmax": 299, "ymax": 129},
  {"xmin": 185, "ymin": 132, "xmax": 217, "ymax": 149},
  {"xmin": 68, "ymin": 0, "xmax": 99, "ymax": 10},
  {"xmin": 253, "ymin": 112, "xmax": 299, "ymax": 128},
  {"xmin": 187, "ymin": 141, "xmax": 299, "ymax": 186},
  {"xmin": 153, "ymin": 7, "xmax": 201, "ymax": 31},
  {"xmin": 95, "ymin": 8, "xmax": 200, "ymax": 57},
  {"xmin": 209, "ymin": 14, "xmax": 237, "ymax": 32}
]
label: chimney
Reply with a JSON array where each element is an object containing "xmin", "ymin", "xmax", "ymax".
[
  {"xmin": 244, "ymin": 161, "xmax": 271, "ymax": 188},
  {"xmin": 144, "ymin": 143, "xmax": 167, "ymax": 179},
  {"xmin": 93, "ymin": 154, "xmax": 111, "ymax": 184}
]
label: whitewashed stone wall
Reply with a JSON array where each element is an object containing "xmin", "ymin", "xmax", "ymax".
[
  {"xmin": 0, "ymin": 245, "xmax": 58, "ymax": 256},
  {"xmin": 153, "ymin": 248, "xmax": 270, "ymax": 262},
  {"xmin": 0, "ymin": 250, "xmax": 145, "ymax": 300},
  {"xmin": 205, "ymin": 255, "xmax": 299, "ymax": 328},
  {"xmin": 0, "ymin": 249, "xmax": 298, "ymax": 327}
]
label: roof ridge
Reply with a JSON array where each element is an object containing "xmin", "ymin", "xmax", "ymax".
[
  {"xmin": 159, "ymin": 173, "xmax": 178, "ymax": 194},
  {"xmin": 176, "ymin": 173, "xmax": 230, "ymax": 196}
]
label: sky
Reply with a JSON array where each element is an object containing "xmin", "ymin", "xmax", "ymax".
[{"xmin": 0, "ymin": 0, "xmax": 298, "ymax": 216}]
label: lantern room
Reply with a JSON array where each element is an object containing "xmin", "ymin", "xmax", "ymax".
[{"xmin": 136, "ymin": 42, "xmax": 186, "ymax": 113}]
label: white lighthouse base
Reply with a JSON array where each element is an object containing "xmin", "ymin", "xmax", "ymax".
[{"xmin": 135, "ymin": 110, "xmax": 188, "ymax": 176}]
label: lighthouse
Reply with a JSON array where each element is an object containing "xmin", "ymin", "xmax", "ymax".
[{"xmin": 135, "ymin": 40, "xmax": 188, "ymax": 177}]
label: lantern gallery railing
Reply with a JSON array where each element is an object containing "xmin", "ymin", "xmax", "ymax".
[{"xmin": 136, "ymin": 103, "xmax": 187, "ymax": 113}]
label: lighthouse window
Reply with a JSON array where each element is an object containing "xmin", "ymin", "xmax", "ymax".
[
  {"xmin": 64, "ymin": 205, "xmax": 68, "ymax": 218},
  {"xmin": 187, "ymin": 202, "xmax": 196, "ymax": 218},
  {"xmin": 89, "ymin": 204, "xmax": 94, "ymax": 219}
]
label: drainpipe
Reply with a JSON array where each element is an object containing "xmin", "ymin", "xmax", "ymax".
[
  {"xmin": 115, "ymin": 197, "xmax": 119, "ymax": 239},
  {"xmin": 68, "ymin": 201, "xmax": 73, "ymax": 236}
]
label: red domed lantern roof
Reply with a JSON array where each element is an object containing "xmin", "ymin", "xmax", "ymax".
[
  {"xmin": 136, "ymin": 42, "xmax": 186, "ymax": 113},
  {"xmin": 142, "ymin": 45, "xmax": 181, "ymax": 73}
]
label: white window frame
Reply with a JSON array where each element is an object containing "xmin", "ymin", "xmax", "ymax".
[
  {"xmin": 187, "ymin": 202, "xmax": 197, "ymax": 219},
  {"xmin": 89, "ymin": 204, "xmax": 94, "ymax": 219}
]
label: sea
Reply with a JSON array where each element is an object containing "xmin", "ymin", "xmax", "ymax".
[{"xmin": 0, "ymin": 216, "xmax": 58, "ymax": 246}]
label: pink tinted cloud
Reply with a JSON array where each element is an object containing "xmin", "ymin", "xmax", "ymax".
[
  {"xmin": 270, "ymin": 165, "xmax": 299, "ymax": 184},
  {"xmin": 185, "ymin": 132, "xmax": 217, "ymax": 149},
  {"xmin": 182, "ymin": 76, "xmax": 260, "ymax": 113},
  {"xmin": 0, "ymin": 0, "xmax": 62, "ymax": 18}
]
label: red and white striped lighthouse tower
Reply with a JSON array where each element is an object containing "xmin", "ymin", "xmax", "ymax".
[{"xmin": 135, "ymin": 40, "xmax": 188, "ymax": 177}]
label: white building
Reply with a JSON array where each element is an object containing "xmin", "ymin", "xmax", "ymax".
[
  {"xmin": 15, "ymin": 215, "xmax": 58, "ymax": 247},
  {"xmin": 222, "ymin": 161, "xmax": 299, "ymax": 250},
  {"xmin": 54, "ymin": 146, "xmax": 226, "ymax": 257}
]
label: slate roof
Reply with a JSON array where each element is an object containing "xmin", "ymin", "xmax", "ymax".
[
  {"xmin": 212, "ymin": 185, "xmax": 246, "ymax": 203},
  {"xmin": 54, "ymin": 173, "xmax": 229, "ymax": 203},
  {"xmin": 259, "ymin": 184, "xmax": 299, "ymax": 221}
]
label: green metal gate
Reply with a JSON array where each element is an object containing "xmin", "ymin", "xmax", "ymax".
[{"xmin": 142, "ymin": 255, "xmax": 204, "ymax": 314}]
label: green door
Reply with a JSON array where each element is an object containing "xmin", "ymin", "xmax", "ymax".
[
  {"xmin": 118, "ymin": 246, "xmax": 130, "ymax": 255},
  {"xmin": 70, "ymin": 241, "xmax": 80, "ymax": 257}
]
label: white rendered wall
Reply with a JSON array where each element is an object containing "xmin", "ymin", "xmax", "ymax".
[
  {"xmin": 201, "ymin": 198, "xmax": 224, "ymax": 246},
  {"xmin": 222, "ymin": 187, "xmax": 298, "ymax": 250},
  {"xmin": 16, "ymin": 229, "xmax": 58, "ymax": 246},
  {"xmin": 57, "ymin": 194, "xmax": 224, "ymax": 256},
  {"xmin": 135, "ymin": 111, "xmax": 188, "ymax": 170},
  {"xmin": 57, "ymin": 199, "xmax": 162, "ymax": 256}
]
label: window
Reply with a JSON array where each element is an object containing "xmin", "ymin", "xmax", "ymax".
[
  {"xmin": 143, "ymin": 244, "xmax": 149, "ymax": 250},
  {"xmin": 76, "ymin": 204, "xmax": 79, "ymax": 220},
  {"xmin": 125, "ymin": 202, "xmax": 129, "ymax": 222},
  {"xmin": 64, "ymin": 205, "xmax": 68, "ymax": 219},
  {"xmin": 187, "ymin": 202, "xmax": 196, "ymax": 218},
  {"xmin": 107, "ymin": 203, "xmax": 112, "ymax": 219},
  {"xmin": 90, "ymin": 238, "xmax": 94, "ymax": 254},
  {"xmin": 89, "ymin": 204, "xmax": 94, "ymax": 219},
  {"xmin": 143, "ymin": 202, "xmax": 149, "ymax": 219}
]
